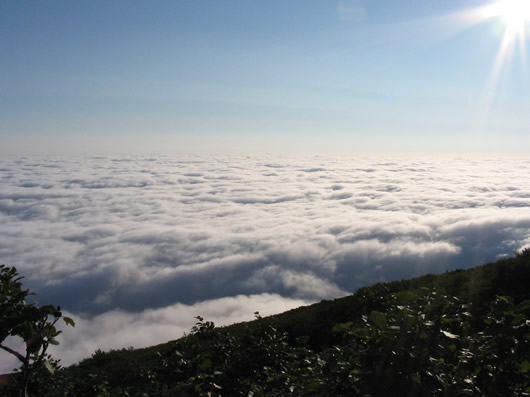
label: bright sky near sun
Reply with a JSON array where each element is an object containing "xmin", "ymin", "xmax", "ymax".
[{"xmin": 1, "ymin": 0, "xmax": 529, "ymax": 154}]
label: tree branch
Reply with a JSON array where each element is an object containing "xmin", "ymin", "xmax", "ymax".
[{"xmin": 0, "ymin": 344, "xmax": 26, "ymax": 364}]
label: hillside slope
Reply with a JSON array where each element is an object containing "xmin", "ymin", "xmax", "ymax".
[{"xmin": 4, "ymin": 250, "xmax": 530, "ymax": 396}]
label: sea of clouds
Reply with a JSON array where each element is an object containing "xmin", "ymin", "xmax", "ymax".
[{"xmin": 1, "ymin": 153, "xmax": 530, "ymax": 368}]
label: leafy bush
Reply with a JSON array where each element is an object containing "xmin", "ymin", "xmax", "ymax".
[{"xmin": 0, "ymin": 265, "xmax": 74, "ymax": 397}]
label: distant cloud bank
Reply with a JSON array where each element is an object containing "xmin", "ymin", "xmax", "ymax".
[{"xmin": 1, "ymin": 153, "xmax": 529, "ymax": 366}]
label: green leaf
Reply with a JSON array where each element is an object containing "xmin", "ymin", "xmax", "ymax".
[
  {"xmin": 520, "ymin": 360, "xmax": 530, "ymax": 373},
  {"xmin": 395, "ymin": 291, "xmax": 416, "ymax": 304},
  {"xmin": 332, "ymin": 322, "xmax": 352, "ymax": 334},
  {"xmin": 43, "ymin": 325, "xmax": 58, "ymax": 338},
  {"xmin": 44, "ymin": 360, "xmax": 55, "ymax": 375},
  {"xmin": 495, "ymin": 295, "xmax": 514, "ymax": 313},
  {"xmin": 511, "ymin": 314, "xmax": 526, "ymax": 327},
  {"xmin": 368, "ymin": 311, "xmax": 387, "ymax": 330},
  {"xmin": 304, "ymin": 379, "xmax": 324, "ymax": 392},
  {"xmin": 515, "ymin": 300, "xmax": 530, "ymax": 315},
  {"xmin": 441, "ymin": 316, "xmax": 460, "ymax": 323},
  {"xmin": 63, "ymin": 316, "xmax": 75, "ymax": 327},
  {"xmin": 497, "ymin": 295, "xmax": 512, "ymax": 304},
  {"xmin": 198, "ymin": 358, "xmax": 212, "ymax": 371}
]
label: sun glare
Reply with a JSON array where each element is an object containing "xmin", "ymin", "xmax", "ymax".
[
  {"xmin": 485, "ymin": 0, "xmax": 530, "ymax": 41},
  {"xmin": 474, "ymin": 0, "xmax": 530, "ymax": 116},
  {"xmin": 495, "ymin": 0, "xmax": 530, "ymax": 24}
]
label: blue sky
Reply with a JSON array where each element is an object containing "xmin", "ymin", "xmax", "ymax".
[{"xmin": 1, "ymin": 0, "xmax": 529, "ymax": 153}]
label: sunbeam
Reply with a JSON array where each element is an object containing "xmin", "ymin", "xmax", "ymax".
[{"xmin": 472, "ymin": 0, "xmax": 530, "ymax": 123}]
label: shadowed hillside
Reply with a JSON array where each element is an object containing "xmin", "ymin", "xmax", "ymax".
[{"xmin": 2, "ymin": 250, "xmax": 530, "ymax": 396}]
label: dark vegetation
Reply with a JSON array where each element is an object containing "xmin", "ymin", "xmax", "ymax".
[
  {"xmin": 0, "ymin": 264, "xmax": 74, "ymax": 397},
  {"xmin": 2, "ymin": 250, "xmax": 530, "ymax": 396}
]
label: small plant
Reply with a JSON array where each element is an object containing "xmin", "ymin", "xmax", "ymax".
[{"xmin": 0, "ymin": 265, "xmax": 74, "ymax": 397}]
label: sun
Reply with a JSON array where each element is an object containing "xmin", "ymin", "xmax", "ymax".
[
  {"xmin": 485, "ymin": 0, "xmax": 530, "ymax": 42},
  {"xmin": 494, "ymin": 0, "xmax": 530, "ymax": 23},
  {"xmin": 478, "ymin": 0, "xmax": 530, "ymax": 95},
  {"xmin": 466, "ymin": 0, "xmax": 530, "ymax": 117}
]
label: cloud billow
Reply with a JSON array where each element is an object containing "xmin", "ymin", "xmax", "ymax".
[{"xmin": 1, "ymin": 153, "xmax": 529, "ymax": 366}]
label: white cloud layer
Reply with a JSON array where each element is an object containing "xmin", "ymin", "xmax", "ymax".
[
  {"xmin": 1, "ymin": 153, "xmax": 530, "ymax": 367},
  {"xmin": 53, "ymin": 293, "xmax": 309, "ymax": 366}
]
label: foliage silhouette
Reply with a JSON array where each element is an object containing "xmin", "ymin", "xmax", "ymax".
[
  {"xmin": 0, "ymin": 265, "xmax": 75, "ymax": 397},
  {"xmin": 1, "ymin": 250, "xmax": 529, "ymax": 396}
]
